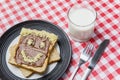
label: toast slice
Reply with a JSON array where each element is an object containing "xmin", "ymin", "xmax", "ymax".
[
  {"xmin": 9, "ymin": 44, "xmax": 60, "ymax": 77},
  {"xmin": 9, "ymin": 28, "xmax": 58, "ymax": 73}
]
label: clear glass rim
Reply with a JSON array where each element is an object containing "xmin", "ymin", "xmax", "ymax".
[{"xmin": 67, "ymin": 4, "xmax": 97, "ymax": 27}]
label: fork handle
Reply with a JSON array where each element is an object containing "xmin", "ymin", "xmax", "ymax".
[
  {"xmin": 69, "ymin": 62, "xmax": 83, "ymax": 80},
  {"xmin": 81, "ymin": 68, "xmax": 92, "ymax": 80},
  {"xmin": 69, "ymin": 66, "xmax": 79, "ymax": 80}
]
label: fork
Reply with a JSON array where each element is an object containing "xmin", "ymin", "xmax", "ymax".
[{"xmin": 69, "ymin": 43, "xmax": 93, "ymax": 80}]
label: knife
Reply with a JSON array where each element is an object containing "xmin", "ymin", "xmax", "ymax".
[{"xmin": 81, "ymin": 39, "xmax": 110, "ymax": 80}]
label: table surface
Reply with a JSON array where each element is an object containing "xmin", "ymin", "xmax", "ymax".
[{"xmin": 0, "ymin": 0, "xmax": 120, "ymax": 80}]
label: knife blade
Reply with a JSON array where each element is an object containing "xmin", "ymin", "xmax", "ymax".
[{"xmin": 81, "ymin": 39, "xmax": 109, "ymax": 80}]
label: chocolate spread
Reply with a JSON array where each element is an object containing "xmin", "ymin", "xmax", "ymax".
[{"xmin": 15, "ymin": 33, "xmax": 50, "ymax": 67}]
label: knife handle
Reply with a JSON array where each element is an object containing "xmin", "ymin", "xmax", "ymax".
[{"xmin": 81, "ymin": 68, "xmax": 92, "ymax": 80}]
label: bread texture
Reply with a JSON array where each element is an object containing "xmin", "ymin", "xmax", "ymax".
[{"xmin": 9, "ymin": 28, "xmax": 58, "ymax": 73}]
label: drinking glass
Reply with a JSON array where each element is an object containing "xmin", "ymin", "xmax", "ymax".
[{"xmin": 68, "ymin": 2, "xmax": 97, "ymax": 42}]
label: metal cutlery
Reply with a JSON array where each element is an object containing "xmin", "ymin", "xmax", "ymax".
[
  {"xmin": 81, "ymin": 39, "xmax": 110, "ymax": 80},
  {"xmin": 69, "ymin": 43, "xmax": 94, "ymax": 80}
]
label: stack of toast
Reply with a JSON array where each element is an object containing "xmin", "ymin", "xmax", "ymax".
[{"xmin": 9, "ymin": 28, "xmax": 60, "ymax": 77}]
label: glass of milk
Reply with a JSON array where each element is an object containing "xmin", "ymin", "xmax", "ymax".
[{"xmin": 68, "ymin": 3, "xmax": 97, "ymax": 42}]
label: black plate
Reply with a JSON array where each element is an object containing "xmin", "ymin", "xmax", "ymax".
[{"xmin": 0, "ymin": 20, "xmax": 72, "ymax": 80}]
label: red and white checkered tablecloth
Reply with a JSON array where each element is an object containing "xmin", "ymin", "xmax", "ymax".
[{"xmin": 0, "ymin": 0, "xmax": 120, "ymax": 80}]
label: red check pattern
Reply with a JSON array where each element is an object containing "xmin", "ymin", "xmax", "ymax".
[{"xmin": 0, "ymin": 0, "xmax": 120, "ymax": 80}]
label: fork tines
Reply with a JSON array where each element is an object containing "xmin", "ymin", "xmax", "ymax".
[{"xmin": 83, "ymin": 44, "xmax": 93, "ymax": 55}]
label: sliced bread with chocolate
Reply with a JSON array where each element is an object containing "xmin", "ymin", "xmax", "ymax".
[{"xmin": 9, "ymin": 28, "xmax": 58, "ymax": 73}]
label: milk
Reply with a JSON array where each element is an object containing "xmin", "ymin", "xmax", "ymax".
[
  {"xmin": 69, "ymin": 8, "xmax": 95, "ymax": 26},
  {"xmin": 68, "ymin": 7, "xmax": 96, "ymax": 42}
]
